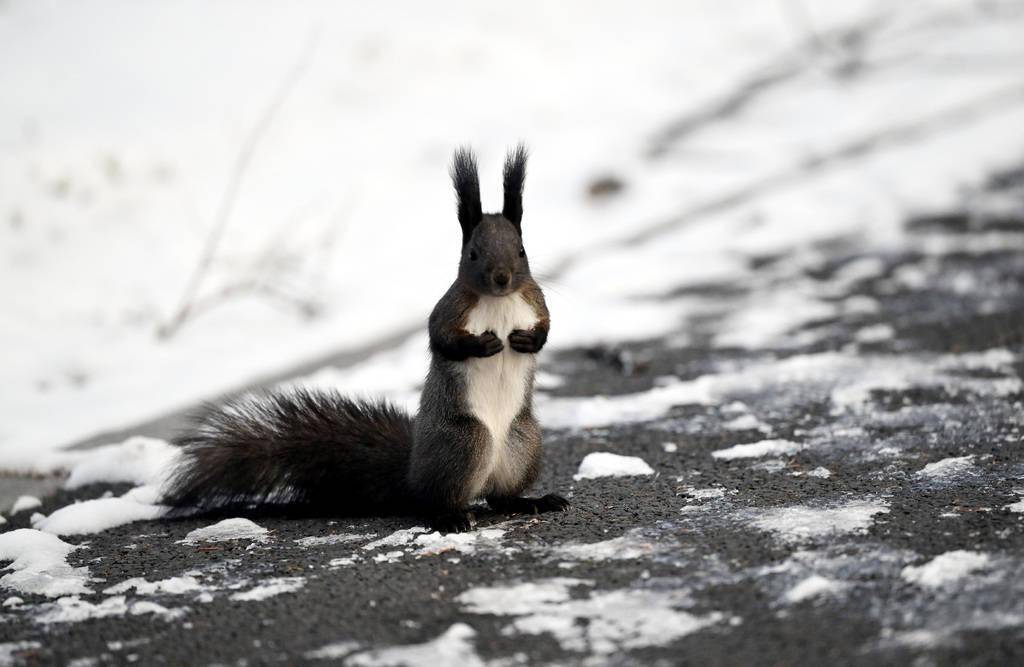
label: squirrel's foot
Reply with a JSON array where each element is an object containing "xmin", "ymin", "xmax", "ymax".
[
  {"xmin": 488, "ymin": 493, "xmax": 571, "ymax": 515},
  {"xmin": 431, "ymin": 510, "xmax": 475, "ymax": 533},
  {"xmin": 508, "ymin": 329, "xmax": 545, "ymax": 354}
]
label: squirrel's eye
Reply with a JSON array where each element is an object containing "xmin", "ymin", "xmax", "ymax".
[
  {"xmin": 469, "ymin": 250, "xmax": 478, "ymax": 261},
  {"xmin": 518, "ymin": 247, "xmax": 526, "ymax": 258}
]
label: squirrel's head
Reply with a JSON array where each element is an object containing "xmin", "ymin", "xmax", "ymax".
[{"xmin": 451, "ymin": 145, "xmax": 531, "ymax": 298}]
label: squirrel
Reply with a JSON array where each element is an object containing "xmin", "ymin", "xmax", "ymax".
[{"xmin": 162, "ymin": 145, "xmax": 570, "ymax": 533}]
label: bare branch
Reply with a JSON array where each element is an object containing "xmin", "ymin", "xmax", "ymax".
[{"xmin": 158, "ymin": 29, "xmax": 321, "ymax": 340}]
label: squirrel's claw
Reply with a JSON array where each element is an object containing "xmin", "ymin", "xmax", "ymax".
[
  {"xmin": 475, "ymin": 331, "xmax": 504, "ymax": 357},
  {"xmin": 508, "ymin": 329, "xmax": 540, "ymax": 353}
]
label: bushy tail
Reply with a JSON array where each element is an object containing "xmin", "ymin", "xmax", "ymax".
[{"xmin": 162, "ymin": 389, "xmax": 415, "ymax": 517}]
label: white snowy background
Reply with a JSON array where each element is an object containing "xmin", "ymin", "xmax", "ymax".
[{"xmin": 2, "ymin": 0, "xmax": 1023, "ymax": 467}]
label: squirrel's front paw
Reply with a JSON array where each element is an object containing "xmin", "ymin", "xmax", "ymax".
[
  {"xmin": 509, "ymin": 328, "xmax": 545, "ymax": 353},
  {"xmin": 470, "ymin": 331, "xmax": 504, "ymax": 358}
]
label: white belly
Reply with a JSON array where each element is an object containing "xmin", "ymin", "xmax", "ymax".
[{"xmin": 463, "ymin": 293, "xmax": 538, "ymax": 497}]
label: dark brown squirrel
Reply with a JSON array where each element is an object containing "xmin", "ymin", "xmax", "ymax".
[{"xmin": 161, "ymin": 145, "xmax": 569, "ymax": 532}]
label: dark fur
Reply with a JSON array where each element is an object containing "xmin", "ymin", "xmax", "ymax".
[
  {"xmin": 162, "ymin": 390, "xmax": 414, "ymax": 516},
  {"xmin": 162, "ymin": 146, "xmax": 568, "ymax": 532}
]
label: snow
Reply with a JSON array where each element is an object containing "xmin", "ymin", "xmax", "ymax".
[
  {"xmin": 901, "ymin": 551, "xmax": 991, "ymax": 588},
  {"xmin": 0, "ymin": 529, "xmax": 92, "ymax": 597},
  {"xmin": 662, "ymin": 442, "xmax": 678, "ymax": 453},
  {"xmin": 229, "ymin": 577, "xmax": 305, "ymax": 602},
  {"xmin": 305, "ymin": 641, "xmax": 363, "ymax": 661},
  {"xmin": 103, "ymin": 575, "xmax": 205, "ymax": 596},
  {"xmin": 63, "ymin": 436, "xmax": 179, "ymax": 489},
  {"xmin": 552, "ymin": 530, "xmax": 662, "ymax": 561},
  {"xmin": 180, "ymin": 518, "xmax": 269, "ymax": 544},
  {"xmin": 294, "ymin": 533, "xmax": 376, "ymax": 548},
  {"xmin": 412, "ymin": 528, "xmax": 505, "ymax": 557},
  {"xmin": 9, "ymin": 496, "xmax": 41, "ymax": 515},
  {"xmin": 722, "ymin": 414, "xmax": 766, "ymax": 431},
  {"xmin": 784, "ymin": 575, "xmax": 845, "ymax": 603},
  {"xmin": 361, "ymin": 527, "xmax": 430, "ymax": 551},
  {"xmin": 712, "ymin": 439, "xmax": 803, "ymax": 460},
  {"xmin": 749, "ymin": 500, "xmax": 890, "ymax": 544},
  {"xmin": 854, "ymin": 324, "xmax": 895, "ymax": 344},
  {"xmin": 538, "ymin": 349, "xmax": 1021, "ymax": 432},
  {"xmin": 0, "ymin": 1, "xmax": 1021, "ymax": 479},
  {"xmin": 1007, "ymin": 499, "xmax": 1024, "ymax": 513},
  {"xmin": 916, "ymin": 456, "xmax": 976, "ymax": 480},
  {"xmin": 457, "ymin": 578, "xmax": 722, "ymax": 654},
  {"xmin": 539, "ymin": 380, "xmax": 715, "ymax": 430},
  {"xmin": 687, "ymin": 488, "xmax": 727, "ymax": 500},
  {"xmin": 35, "ymin": 486, "xmax": 166, "ymax": 536},
  {"xmin": 794, "ymin": 467, "xmax": 832, "ymax": 479},
  {"xmin": 345, "ymin": 624, "xmax": 483, "ymax": 667},
  {"xmin": 34, "ymin": 595, "xmax": 183, "ymax": 624},
  {"xmin": 574, "ymin": 453, "xmax": 655, "ymax": 480}
]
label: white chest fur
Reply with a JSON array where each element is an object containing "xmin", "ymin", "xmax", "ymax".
[{"xmin": 463, "ymin": 292, "xmax": 538, "ymax": 497}]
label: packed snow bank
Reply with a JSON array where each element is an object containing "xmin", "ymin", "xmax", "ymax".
[
  {"xmin": 35, "ymin": 486, "xmax": 167, "ymax": 536},
  {"xmin": 27, "ymin": 437, "xmax": 177, "ymax": 536},
  {"xmin": 63, "ymin": 436, "xmax": 179, "ymax": 489},
  {"xmin": 0, "ymin": 529, "xmax": 91, "ymax": 597},
  {"xmin": 574, "ymin": 453, "xmax": 655, "ymax": 480}
]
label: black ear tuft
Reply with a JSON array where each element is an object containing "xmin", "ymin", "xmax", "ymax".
[
  {"xmin": 502, "ymin": 143, "xmax": 528, "ymax": 231},
  {"xmin": 450, "ymin": 147, "xmax": 482, "ymax": 245}
]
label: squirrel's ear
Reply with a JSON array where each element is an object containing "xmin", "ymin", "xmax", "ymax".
[
  {"xmin": 502, "ymin": 143, "xmax": 528, "ymax": 232},
  {"xmin": 451, "ymin": 147, "xmax": 482, "ymax": 245}
]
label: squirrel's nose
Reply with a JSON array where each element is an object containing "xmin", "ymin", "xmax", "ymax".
[{"xmin": 494, "ymin": 271, "xmax": 511, "ymax": 287}]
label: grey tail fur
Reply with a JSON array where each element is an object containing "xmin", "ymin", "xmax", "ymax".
[{"xmin": 161, "ymin": 389, "xmax": 415, "ymax": 517}]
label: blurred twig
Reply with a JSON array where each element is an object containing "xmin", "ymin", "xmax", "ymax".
[{"xmin": 158, "ymin": 29, "xmax": 320, "ymax": 340}]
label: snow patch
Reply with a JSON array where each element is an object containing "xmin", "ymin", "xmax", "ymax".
[
  {"xmin": 345, "ymin": 624, "xmax": 482, "ymax": 667},
  {"xmin": 35, "ymin": 595, "xmax": 183, "ymax": 624},
  {"xmin": 712, "ymin": 439, "xmax": 803, "ymax": 460},
  {"xmin": 0, "ymin": 529, "xmax": 92, "ymax": 597},
  {"xmin": 294, "ymin": 533, "xmax": 376, "ymax": 548},
  {"xmin": 103, "ymin": 575, "xmax": 205, "ymax": 596},
  {"xmin": 229, "ymin": 577, "xmax": 305, "ymax": 601},
  {"xmin": 784, "ymin": 575, "xmax": 845, "ymax": 603},
  {"xmin": 457, "ymin": 578, "xmax": 721, "ymax": 654},
  {"xmin": 551, "ymin": 530, "xmax": 664, "ymax": 561},
  {"xmin": 10, "ymin": 496, "xmax": 41, "ymax": 515},
  {"xmin": 901, "ymin": 551, "xmax": 991, "ymax": 588},
  {"xmin": 35, "ymin": 486, "xmax": 166, "ymax": 536},
  {"xmin": 916, "ymin": 456, "xmax": 975, "ymax": 480},
  {"xmin": 180, "ymin": 518, "xmax": 269, "ymax": 544},
  {"xmin": 574, "ymin": 453, "xmax": 654, "ymax": 480},
  {"xmin": 749, "ymin": 500, "xmax": 890, "ymax": 544},
  {"xmin": 361, "ymin": 527, "xmax": 430, "ymax": 551},
  {"xmin": 412, "ymin": 529, "xmax": 505, "ymax": 557},
  {"xmin": 63, "ymin": 437, "xmax": 178, "ymax": 490}
]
